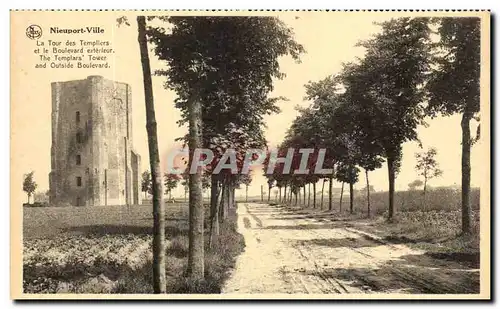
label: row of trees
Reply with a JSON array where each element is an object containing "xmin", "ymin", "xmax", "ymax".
[
  {"xmin": 141, "ymin": 169, "xmax": 218, "ymax": 201},
  {"xmin": 125, "ymin": 16, "xmax": 304, "ymax": 292},
  {"xmin": 267, "ymin": 18, "xmax": 480, "ymax": 233},
  {"xmin": 263, "ymin": 145, "xmax": 443, "ymax": 212},
  {"xmin": 125, "ymin": 15, "xmax": 479, "ymax": 294}
]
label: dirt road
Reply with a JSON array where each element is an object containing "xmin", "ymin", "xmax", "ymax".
[{"xmin": 223, "ymin": 203, "xmax": 480, "ymax": 294}]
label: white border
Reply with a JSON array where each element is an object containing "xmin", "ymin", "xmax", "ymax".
[{"xmin": 3, "ymin": 1, "xmax": 498, "ymax": 308}]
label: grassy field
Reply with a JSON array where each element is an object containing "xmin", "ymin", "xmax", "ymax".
[
  {"xmin": 265, "ymin": 187, "xmax": 480, "ymax": 213},
  {"xmin": 23, "ymin": 203, "xmax": 244, "ymax": 293},
  {"xmin": 350, "ymin": 187, "xmax": 480, "ymax": 214}
]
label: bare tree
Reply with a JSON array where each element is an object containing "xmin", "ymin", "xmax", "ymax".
[
  {"xmin": 137, "ymin": 16, "xmax": 166, "ymax": 293},
  {"xmin": 415, "ymin": 147, "xmax": 443, "ymax": 209}
]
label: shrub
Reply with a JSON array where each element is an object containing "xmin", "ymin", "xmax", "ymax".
[
  {"xmin": 52, "ymin": 202, "xmax": 73, "ymax": 208},
  {"xmin": 23, "ymin": 202, "xmax": 49, "ymax": 207},
  {"xmin": 167, "ymin": 206, "xmax": 245, "ymax": 293}
]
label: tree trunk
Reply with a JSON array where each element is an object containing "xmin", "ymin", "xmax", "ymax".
[
  {"xmin": 220, "ymin": 182, "xmax": 229, "ymax": 221},
  {"xmin": 294, "ymin": 192, "xmax": 298, "ymax": 205},
  {"xmin": 137, "ymin": 16, "xmax": 166, "ymax": 293},
  {"xmin": 320, "ymin": 179, "xmax": 326, "ymax": 210},
  {"xmin": 227, "ymin": 180, "xmax": 233, "ymax": 209},
  {"xmin": 245, "ymin": 184, "xmax": 248, "ymax": 202},
  {"xmin": 339, "ymin": 182, "xmax": 344, "ymax": 212},
  {"xmin": 230, "ymin": 184, "xmax": 235, "ymax": 208},
  {"xmin": 186, "ymin": 86, "xmax": 204, "ymax": 279},
  {"xmin": 308, "ymin": 183, "xmax": 311, "ymax": 207},
  {"xmin": 365, "ymin": 169, "xmax": 371, "ymax": 217},
  {"xmin": 224, "ymin": 182, "xmax": 230, "ymax": 220},
  {"xmin": 302, "ymin": 186, "xmax": 306, "ymax": 207},
  {"xmin": 349, "ymin": 182, "xmax": 354, "ymax": 214},
  {"xmin": 209, "ymin": 175, "xmax": 220, "ymax": 249},
  {"xmin": 387, "ymin": 155, "xmax": 395, "ymax": 222},
  {"xmin": 313, "ymin": 182, "xmax": 316, "ymax": 208},
  {"xmin": 219, "ymin": 180, "xmax": 226, "ymax": 222},
  {"xmin": 461, "ymin": 112, "xmax": 472, "ymax": 234},
  {"xmin": 423, "ymin": 176, "xmax": 427, "ymax": 211},
  {"xmin": 328, "ymin": 175, "xmax": 333, "ymax": 211},
  {"xmin": 284, "ymin": 185, "xmax": 287, "ymax": 205},
  {"xmin": 279, "ymin": 187, "xmax": 282, "ymax": 203},
  {"xmin": 268, "ymin": 186, "xmax": 271, "ymax": 202}
]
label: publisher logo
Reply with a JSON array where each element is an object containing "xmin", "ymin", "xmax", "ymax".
[{"xmin": 26, "ymin": 25, "xmax": 42, "ymax": 40}]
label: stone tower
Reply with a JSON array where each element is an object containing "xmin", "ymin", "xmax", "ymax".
[{"xmin": 49, "ymin": 76, "xmax": 141, "ymax": 206}]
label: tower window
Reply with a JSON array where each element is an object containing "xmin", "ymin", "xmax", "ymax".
[
  {"xmin": 76, "ymin": 155, "xmax": 81, "ymax": 165},
  {"xmin": 76, "ymin": 111, "xmax": 80, "ymax": 124},
  {"xmin": 76, "ymin": 132, "xmax": 82, "ymax": 143},
  {"xmin": 76, "ymin": 176, "xmax": 82, "ymax": 187}
]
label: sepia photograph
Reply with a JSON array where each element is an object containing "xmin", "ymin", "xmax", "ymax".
[{"xmin": 10, "ymin": 10, "xmax": 490, "ymax": 300}]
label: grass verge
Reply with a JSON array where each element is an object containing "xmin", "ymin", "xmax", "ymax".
[
  {"xmin": 274, "ymin": 189, "xmax": 480, "ymax": 267},
  {"xmin": 114, "ymin": 206, "xmax": 245, "ymax": 293},
  {"xmin": 356, "ymin": 210, "xmax": 480, "ymax": 255}
]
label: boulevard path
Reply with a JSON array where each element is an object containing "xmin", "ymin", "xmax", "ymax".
[{"xmin": 223, "ymin": 203, "xmax": 479, "ymax": 295}]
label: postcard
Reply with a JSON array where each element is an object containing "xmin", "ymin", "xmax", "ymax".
[{"xmin": 10, "ymin": 10, "xmax": 491, "ymax": 300}]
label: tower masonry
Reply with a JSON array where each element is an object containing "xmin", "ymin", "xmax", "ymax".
[{"xmin": 49, "ymin": 75, "xmax": 141, "ymax": 206}]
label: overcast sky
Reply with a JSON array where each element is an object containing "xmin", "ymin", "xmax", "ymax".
[{"xmin": 11, "ymin": 11, "xmax": 484, "ymax": 200}]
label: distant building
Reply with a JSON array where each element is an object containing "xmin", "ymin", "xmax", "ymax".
[{"xmin": 49, "ymin": 76, "xmax": 141, "ymax": 206}]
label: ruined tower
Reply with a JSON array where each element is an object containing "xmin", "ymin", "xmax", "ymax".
[{"xmin": 49, "ymin": 76, "xmax": 141, "ymax": 206}]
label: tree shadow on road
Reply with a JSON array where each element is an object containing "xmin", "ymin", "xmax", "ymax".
[
  {"xmin": 299, "ymin": 252, "xmax": 480, "ymax": 294},
  {"xmin": 261, "ymin": 223, "xmax": 348, "ymax": 230},
  {"xmin": 398, "ymin": 252, "xmax": 480, "ymax": 269},
  {"xmin": 293, "ymin": 235, "xmax": 382, "ymax": 249}
]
